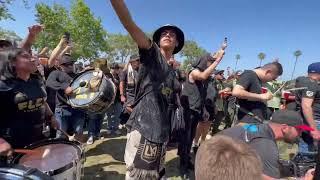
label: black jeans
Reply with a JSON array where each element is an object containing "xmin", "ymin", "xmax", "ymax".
[
  {"xmin": 212, "ymin": 111, "xmax": 225, "ymax": 134},
  {"xmin": 178, "ymin": 109, "xmax": 200, "ymax": 168}
]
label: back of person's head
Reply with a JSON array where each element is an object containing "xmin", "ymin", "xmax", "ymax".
[
  {"xmin": 195, "ymin": 135, "xmax": 263, "ymax": 180},
  {"xmin": 261, "ymin": 61, "xmax": 283, "ymax": 76}
]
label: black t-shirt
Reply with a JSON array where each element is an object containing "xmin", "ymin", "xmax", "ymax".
[
  {"xmin": 0, "ymin": 75, "xmax": 47, "ymax": 148},
  {"xmin": 44, "ymin": 65, "xmax": 58, "ymax": 111},
  {"xmin": 237, "ymin": 70, "xmax": 267, "ymax": 123},
  {"xmin": 221, "ymin": 124, "xmax": 280, "ymax": 178},
  {"xmin": 295, "ymin": 76, "xmax": 320, "ymax": 121},
  {"xmin": 120, "ymin": 69, "xmax": 138, "ymax": 102},
  {"xmin": 44, "ymin": 65, "xmax": 57, "ymax": 80},
  {"xmin": 204, "ymin": 77, "xmax": 217, "ymax": 111},
  {"xmin": 164, "ymin": 66, "xmax": 181, "ymax": 108},
  {"xmin": 111, "ymin": 73, "xmax": 121, "ymax": 103},
  {"xmin": 126, "ymin": 42, "xmax": 170, "ymax": 143},
  {"xmin": 46, "ymin": 70, "xmax": 75, "ymax": 108}
]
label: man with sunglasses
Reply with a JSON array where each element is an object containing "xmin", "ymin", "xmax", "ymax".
[
  {"xmin": 220, "ymin": 110, "xmax": 314, "ymax": 179},
  {"xmin": 232, "ymin": 62, "xmax": 283, "ymax": 124},
  {"xmin": 46, "ymin": 54, "xmax": 85, "ymax": 139}
]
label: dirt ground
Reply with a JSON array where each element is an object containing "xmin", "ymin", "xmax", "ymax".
[
  {"xmin": 83, "ymin": 127, "xmax": 192, "ymax": 180},
  {"xmin": 82, "ymin": 123, "xmax": 297, "ymax": 180}
]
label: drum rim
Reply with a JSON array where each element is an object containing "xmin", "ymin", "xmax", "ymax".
[
  {"xmin": 68, "ymin": 69, "xmax": 116, "ymax": 110},
  {"xmin": 0, "ymin": 164, "xmax": 53, "ymax": 179},
  {"xmin": 12, "ymin": 138, "xmax": 83, "ymax": 176}
]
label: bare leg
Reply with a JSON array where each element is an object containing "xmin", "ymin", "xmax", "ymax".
[{"xmin": 200, "ymin": 121, "xmax": 211, "ymax": 142}]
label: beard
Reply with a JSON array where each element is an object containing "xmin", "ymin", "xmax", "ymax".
[{"xmin": 283, "ymin": 133, "xmax": 298, "ymax": 144}]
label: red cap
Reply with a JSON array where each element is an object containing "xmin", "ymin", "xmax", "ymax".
[{"xmin": 294, "ymin": 125, "xmax": 314, "ymax": 132}]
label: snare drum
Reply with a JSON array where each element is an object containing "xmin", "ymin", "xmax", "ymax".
[
  {"xmin": 0, "ymin": 164, "xmax": 52, "ymax": 180},
  {"xmin": 12, "ymin": 139, "xmax": 84, "ymax": 180},
  {"xmin": 68, "ymin": 69, "xmax": 116, "ymax": 113}
]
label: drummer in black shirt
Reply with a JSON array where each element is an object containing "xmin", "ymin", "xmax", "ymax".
[
  {"xmin": 0, "ymin": 48, "xmax": 56, "ymax": 153},
  {"xmin": 46, "ymin": 54, "xmax": 85, "ymax": 139},
  {"xmin": 232, "ymin": 62, "xmax": 283, "ymax": 123}
]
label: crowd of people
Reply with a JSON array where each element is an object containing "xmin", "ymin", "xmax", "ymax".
[{"xmin": 0, "ymin": 0, "xmax": 320, "ymax": 180}]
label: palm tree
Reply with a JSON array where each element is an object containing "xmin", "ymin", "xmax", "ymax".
[
  {"xmin": 235, "ymin": 54, "xmax": 240, "ymax": 71},
  {"xmin": 258, "ymin": 52, "xmax": 266, "ymax": 67},
  {"xmin": 291, "ymin": 50, "xmax": 302, "ymax": 80}
]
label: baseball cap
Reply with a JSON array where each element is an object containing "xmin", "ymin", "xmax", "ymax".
[
  {"xmin": 129, "ymin": 54, "xmax": 139, "ymax": 62},
  {"xmin": 213, "ymin": 69, "xmax": 224, "ymax": 75},
  {"xmin": 270, "ymin": 110, "xmax": 314, "ymax": 131},
  {"xmin": 0, "ymin": 38, "xmax": 13, "ymax": 49},
  {"xmin": 59, "ymin": 54, "xmax": 74, "ymax": 65},
  {"xmin": 110, "ymin": 62, "xmax": 120, "ymax": 69},
  {"xmin": 308, "ymin": 62, "xmax": 320, "ymax": 74}
]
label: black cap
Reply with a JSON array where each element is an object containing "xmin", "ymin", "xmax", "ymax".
[
  {"xmin": 152, "ymin": 24, "xmax": 184, "ymax": 54},
  {"xmin": 129, "ymin": 54, "xmax": 140, "ymax": 62},
  {"xmin": 213, "ymin": 69, "xmax": 224, "ymax": 75},
  {"xmin": 270, "ymin": 110, "xmax": 313, "ymax": 131},
  {"xmin": 59, "ymin": 54, "xmax": 74, "ymax": 65},
  {"xmin": 0, "ymin": 39, "xmax": 13, "ymax": 48},
  {"xmin": 110, "ymin": 62, "xmax": 120, "ymax": 69}
]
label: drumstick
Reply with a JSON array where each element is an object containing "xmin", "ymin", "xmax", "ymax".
[
  {"xmin": 15, "ymin": 149, "xmax": 41, "ymax": 154},
  {"xmin": 272, "ymin": 82, "xmax": 287, "ymax": 96},
  {"xmin": 283, "ymin": 87, "xmax": 307, "ymax": 92},
  {"xmin": 15, "ymin": 148, "xmax": 51, "ymax": 158}
]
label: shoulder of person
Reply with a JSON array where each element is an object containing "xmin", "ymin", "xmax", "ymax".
[
  {"xmin": 0, "ymin": 80, "xmax": 12, "ymax": 92},
  {"xmin": 241, "ymin": 70, "xmax": 255, "ymax": 76},
  {"xmin": 138, "ymin": 41, "xmax": 160, "ymax": 58}
]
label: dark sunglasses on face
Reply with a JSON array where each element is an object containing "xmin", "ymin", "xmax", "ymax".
[{"xmin": 160, "ymin": 31, "xmax": 176, "ymax": 37}]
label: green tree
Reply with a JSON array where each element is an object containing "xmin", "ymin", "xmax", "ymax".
[
  {"xmin": 258, "ymin": 52, "xmax": 266, "ymax": 66},
  {"xmin": 108, "ymin": 33, "xmax": 138, "ymax": 63},
  {"xmin": 291, "ymin": 50, "xmax": 302, "ymax": 80},
  {"xmin": 180, "ymin": 40, "xmax": 207, "ymax": 71},
  {"xmin": 0, "ymin": 27, "xmax": 22, "ymax": 41},
  {"xmin": 68, "ymin": 0, "xmax": 108, "ymax": 61},
  {"xmin": 0, "ymin": 0, "xmax": 29, "ymax": 21},
  {"xmin": 34, "ymin": 3, "xmax": 70, "ymax": 50},
  {"xmin": 34, "ymin": 0, "xmax": 108, "ymax": 61},
  {"xmin": 235, "ymin": 54, "xmax": 240, "ymax": 71}
]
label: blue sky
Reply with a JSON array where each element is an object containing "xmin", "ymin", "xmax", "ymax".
[{"xmin": 1, "ymin": 0, "xmax": 320, "ymax": 80}]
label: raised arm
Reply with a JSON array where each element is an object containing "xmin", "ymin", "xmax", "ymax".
[
  {"xmin": 110, "ymin": 0, "xmax": 151, "ymax": 49},
  {"xmin": 189, "ymin": 49, "xmax": 225, "ymax": 82},
  {"xmin": 20, "ymin": 25, "xmax": 43, "ymax": 51},
  {"xmin": 48, "ymin": 37, "xmax": 68, "ymax": 68}
]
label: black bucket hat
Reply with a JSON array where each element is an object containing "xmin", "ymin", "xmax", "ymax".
[{"xmin": 152, "ymin": 24, "xmax": 184, "ymax": 54}]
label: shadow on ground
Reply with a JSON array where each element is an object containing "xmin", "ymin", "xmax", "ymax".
[
  {"xmin": 86, "ymin": 138, "xmax": 126, "ymax": 162},
  {"xmin": 84, "ymin": 162, "xmax": 125, "ymax": 180}
]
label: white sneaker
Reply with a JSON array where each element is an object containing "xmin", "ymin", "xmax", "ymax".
[
  {"xmin": 86, "ymin": 136, "xmax": 94, "ymax": 145},
  {"xmin": 106, "ymin": 130, "xmax": 112, "ymax": 135},
  {"xmin": 97, "ymin": 134, "xmax": 104, "ymax": 140}
]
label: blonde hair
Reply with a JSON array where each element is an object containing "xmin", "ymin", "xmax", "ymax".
[{"xmin": 195, "ymin": 135, "xmax": 263, "ymax": 180}]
